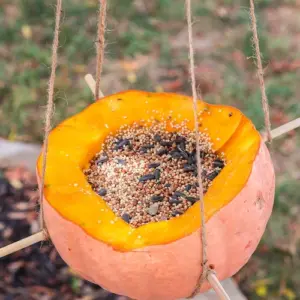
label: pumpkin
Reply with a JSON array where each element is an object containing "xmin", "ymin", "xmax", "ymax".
[{"xmin": 36, "ymin": 91, "xmax": 275, "ymax": 300}]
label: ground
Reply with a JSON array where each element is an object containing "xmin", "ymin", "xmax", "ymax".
[{"xmin": 1, "ymin": 0, "xmax": 300, "ymax": 299}]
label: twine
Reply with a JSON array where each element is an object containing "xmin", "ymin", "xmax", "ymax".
[
  {"xmin": 95, "ymin": 0, "xmax": 107, "ymax": 100},
  {"xmin": 185, "ymin": 0, "xmax": 209, "ymax": 297},
  {"xmin": 249, "ymin": 0, "xmax": 272, "ymax": 143},
  {"xmin": 38, "ymin": 0, "xmax": 62, "ymax": 236}
]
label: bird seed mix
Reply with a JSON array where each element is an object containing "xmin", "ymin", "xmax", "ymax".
[{"xmin": 84, "ymin": 119, "xmax": 225, "ymax": 227}]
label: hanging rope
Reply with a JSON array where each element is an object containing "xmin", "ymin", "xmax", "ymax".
[
  {"xmin": 249, "ymin": 0, "xmax": 272, "ymax": 143},
  {"xmin": 95, "ymin": 0, "xmax": 107, "ymax": 100},
  {"xmin": 38, "ymin": 0, "xmax": 63, "ymax": 234},
  {"xmin": 185, "ymin": 0, "xmax": 209, "ymax": 297}
]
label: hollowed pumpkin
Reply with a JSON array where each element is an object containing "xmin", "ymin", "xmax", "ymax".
[{"xmin": 37, "ymin": 91, "xmax": 275, "ymax": 300}]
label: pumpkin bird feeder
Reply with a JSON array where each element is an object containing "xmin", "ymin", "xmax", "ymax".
[
  {"xmin": 1, "ymin": 0, "xmax": 300, "ymax": 300},
  {"xmin": 37, "ymin": 90, "xmax": 275, "ymax": 300}
]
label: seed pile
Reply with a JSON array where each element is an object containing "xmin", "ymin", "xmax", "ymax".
[{"xmin": 84, "ymin": 120, "xmax": 225, "ymax": 227}]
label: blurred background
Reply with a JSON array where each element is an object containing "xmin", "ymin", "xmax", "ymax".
[{"xmin": 1, "ymin": 0, "xmax": 300, "ymax": 299}]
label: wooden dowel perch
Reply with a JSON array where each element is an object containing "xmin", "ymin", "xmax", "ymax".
[
  {"xmin": 263, "ymin": 118, "xmax": 300, "ymax": 141},
  {"xmin": 207, "ymin": 272, "xmax": 231, "ymax": 300},
  {"xmin": 85, "ymin": 74, "xmax": 104, "ymax": 98},
  {"xmin": 0, "ymin": 231, "xmax": 46, "ymax": 258}
]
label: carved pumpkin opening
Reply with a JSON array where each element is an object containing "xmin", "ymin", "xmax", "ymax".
[
  {"xmin": 37, "ymin": 90, "xmax": 273, "ymax": 251},
  {"xmin": 84, "ymin": 117, "xmax": 226, "ymax": 228}
]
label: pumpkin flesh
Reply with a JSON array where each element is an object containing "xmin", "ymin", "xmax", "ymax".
[{"xmin": 37, "ymin": 91, "xmax": 260, "ymax": 251}]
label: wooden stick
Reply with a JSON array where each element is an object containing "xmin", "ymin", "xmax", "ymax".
[
  {"xmin": 262, "ymin": 118, "xmax": 300, "ymax": 142},
  {"xmin": 0, "ymin": 231, "xmax": 46, "ymax": 258},
  {"xmin": 84, "ymin": 74, "xmax": 104, "ymax": 98},
  {"xmin": 207, "ymin": 272, "xmax": 231, "ymax": 300}
]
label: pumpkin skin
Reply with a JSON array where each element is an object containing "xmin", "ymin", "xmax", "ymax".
[{"xmin": 37, "ymin": 91, "xmax": 275, "ymax": 300}]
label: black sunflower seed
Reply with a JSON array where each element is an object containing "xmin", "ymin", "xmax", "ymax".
[
  {"xmin": 151, "ymin": 195, "xmax": 164, "ymax": 202},
  {"xmin": 177, "ymin": 138, "xmax": 186, "ymax": 150},
  {"xmin": 98, "ymin": 188, "xmax": 107, "ymax": 196},
  {"xmin": 172, "ymin": 211, "xmax": 183, "ymax": 217},
  {"xmin": 173, "ymin": 191, "xmax": 186, "ymax": 198},
  {"xmin": 97, "ymin": 154, "xmax": 108, "ymax": 165},
  {"xmin": 114, "ymin": 139, "xmax": 130, "ymax": 150},
  {"xmin": 143, "ymin": 144, "xmax": 154, "ymax": 149},
  {"xmin": 170, "ymin": 150, "xmax": 182, "ymax": 159},
  {"xmin": 183, "ymin": 164, "xmax": 196, "ymax": 172},
  {"xmin": 207, "ymin": 170, "xmax": 219, "ymax": 181},
  {"xmin": 139, "ymin": 174, "xmax": 156, "ymax": 182},
  {"xmin": 185, "ymin": 196, "xmax": 199, "ymax": 203},
  {"xmin": 185, "ymin": 184, "xmax": 192, "ymax": 191},
  {"xmin": 175, "ymin": 135, "xmax": 186, "ymax": 144},
  {"xmin": 213, "ymin": 159, "xmax": 225, "ymax": 168},
  {"xmin": 154, "ymin": 134, "xmax": 162, "ymax": 142},
  {"xmin": 187, "ymin": 153, "xmax": 195, "ymax": 164},
  {"xmin": 160, "ymin": 141, "xmax": 173, "ymax": 147},
  {"xmin": 140, "ymin": 147, "xmax": 148, "ymax": 153},
  {"xmin": 154, "ymin": 169, "xmax": 161, "ymax": 181},
  {"xmin": 148, "ymin": 162, "xmax": 160, "ymax": 169},
  {"xmin": 164, "ymin": 183, "xmax": 171, "ymax": 188},
  {"xmin": 157, "ymin": 148, "xmax": 168, "ymax": 156},
  {"xmin": 121, "ymin": 213, "xmax": 131, "ymax": 223},
  {"xmin": 169, "ymin": 197, "xmax": 182, "ymax": 205},
  {"xmin": 117, "ymin": 159, "xmax": 126, "ymax": 165},
  {"xmin": 177, "ymin": 145, "xmax": 189, "ymax": 159}
]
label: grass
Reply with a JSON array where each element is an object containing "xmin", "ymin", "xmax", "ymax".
[{"xmin": 1, "ymin": 0, "xmax": 300, "ymax": 298}]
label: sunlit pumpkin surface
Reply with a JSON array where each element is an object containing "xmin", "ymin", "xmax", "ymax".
[{"xmin": 37, "ymin": 91, "xmax": 260, "ymax": 251}]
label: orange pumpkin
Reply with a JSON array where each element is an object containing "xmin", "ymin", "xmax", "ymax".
[{"xmin": 37, "ymin": 91, "xmax": 275, "ymax": 300}]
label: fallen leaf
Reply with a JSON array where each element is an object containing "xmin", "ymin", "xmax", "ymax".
[
  {"xmin": 8, "ymin": 127, "xmax": 17, "ymax": 141},
  {"xmin": 21, "ymin": 25, "xmax": 32, "ymax": 39},
  {"xmin": 255, "ymin": 284, "xmax": 268, "ymax": 297},
  {"xmin": 127, "ymin": 72, "xmax": 137, "ymax": 84},
  {"xmin": 282, "ymin": 288, "xmax": 296, "ymax": 300}
]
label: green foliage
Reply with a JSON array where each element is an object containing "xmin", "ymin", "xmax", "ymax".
[
  {"xmin": 274, "ymin": 179, "xmax": 299, "ymax": 214},
  {"xmin": 243, "ymin": 29, "xmax": 269, "ymax": 63},
  {"xmin": 70, "ymin": 276, "xmax": 81, "ymax": 293}
]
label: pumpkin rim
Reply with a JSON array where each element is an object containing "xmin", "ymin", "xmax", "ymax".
[{"xmin": 37, "ymin": 90, "xmax": 261, "ymax": 251}]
